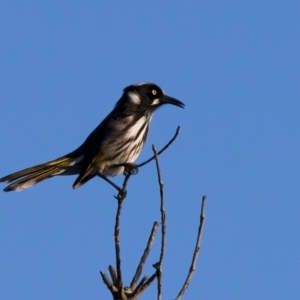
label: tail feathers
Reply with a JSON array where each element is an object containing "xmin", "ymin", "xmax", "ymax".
[{"xmin": 0, "ymin": 156, "xmax": 79, "ymax": 192}]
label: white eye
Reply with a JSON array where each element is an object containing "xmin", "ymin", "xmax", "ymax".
[{"xmin": 152, "ymin": 89, "xmax": 157, "ymax": 95}]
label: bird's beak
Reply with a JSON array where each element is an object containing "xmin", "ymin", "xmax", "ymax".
[{"xmin": 161, "ymin": 95, "xmax": 185, "ymax": 108}]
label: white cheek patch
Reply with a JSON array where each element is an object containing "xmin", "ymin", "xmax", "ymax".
[
  {"xmin": 151, "ymin": 98, "xmax": 160, "ymax": 105},
  {"xmin": 128, "ymin": 92, "xmax": 141, "ymax": 104}
]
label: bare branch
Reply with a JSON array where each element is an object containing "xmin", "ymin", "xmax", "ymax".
[
  {"xmin": 134, "ymin": 273, "xmax": 157, "ymax": 297},
  {"xmin": 100, "ymin": 271, "xmax": 118, "ymax": 293},
  {"xmin": 99, "ymin": 127, "xmax": 186, "ymax": 299},
  {"xmin": 152, "ymin": 145, "xmax": 166, "ymax": 300},
  {"xmin": 114, "ymin": 198, "xmax": 123, "ymax": 288},
  {"xmin": 130, "ymin": 221, "xmax": 159, "ymax": 289},
  {"xmin": 108, "ymin": 265, "xmax": 118, "ymax": 285},
  {"xmin": 137, "ymin": 126, "xmax": 180, "ymax": 167},
  {"xmin": 131, "ymin": 275, "xmax": 148, "ymax": 298},
  {"xmin": 175, "ymin": 196, "xmax": 207, "ymax": 300}
]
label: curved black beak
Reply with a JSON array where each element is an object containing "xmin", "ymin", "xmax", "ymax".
[{"xmin": 161, "ymin": 95, "xmax": 185, "ymax": 108}]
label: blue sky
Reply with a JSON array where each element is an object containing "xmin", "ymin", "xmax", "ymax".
[{"xmin": 0, "ymin": 1, "xmax": 299, "ymax": 299}]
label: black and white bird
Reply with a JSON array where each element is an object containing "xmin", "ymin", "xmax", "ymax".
[{"xmin": 0, "ymin": 82, "xmax": 184, "ymax": 192}]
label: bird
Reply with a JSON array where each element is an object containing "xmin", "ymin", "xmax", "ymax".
[{"xmin": 0, "ymin": 82, "xmax": 184, "ymax": 192}]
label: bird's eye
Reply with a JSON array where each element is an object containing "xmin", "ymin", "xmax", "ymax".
[{"xmin": 152, "ymin": 90, "xmax": 157, "ymax": 95}]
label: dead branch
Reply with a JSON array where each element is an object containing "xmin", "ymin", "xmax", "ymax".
[
  {"xmin": 99, "ymin": 127, "xmax": 206, "ymax": 299},
  {"xmin": 152, "ymin": 145, "xmax": 166, "ymax": 300},
  {"xmin": 175, "ymin": 196, "xmax": 207, "ymax": 300},
  {"xmin": 137, "ymin": 126, "xmax": 180, "ymax": 168},
  {"xmin": 130, "ymin": 222, "xmax": 159, "ymax": 289},
  {"xmin": 100, "ymin": 218, "xmax": 161, "ymax": 299},
  {"xmin": 114, "ymin": 198, "xmax": 123, "ymax": 288}
]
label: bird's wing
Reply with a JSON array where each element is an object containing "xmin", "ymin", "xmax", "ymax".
[{"xmin": 72, "ymin": 106, "xmax": 131, "ymax": 188}]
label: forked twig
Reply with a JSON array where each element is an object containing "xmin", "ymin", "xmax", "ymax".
[
  {"xmin": 100, "ymin": 219, "xmax": 161, "ymax": 299},
  {"xmin": 100, "ymin": 271, "xmax": 115, "ymax": 292},
  {"xmin": 175, "ymin": 196, "xmax": 207, "ymax": 300},
  {"xmin": 131, "ymin": 275, "xmax": 148, "ymax": 298},
  {"xmin": 99, "ymin": 126, "xmax": 199, "ymax": 300},
  {"xmin": 130, "ymin": 222, "xmax": 159, "ymax": 289},
  {"xmin": 134, "ymin": 273, "xmax": 157, "ymax": 296}
]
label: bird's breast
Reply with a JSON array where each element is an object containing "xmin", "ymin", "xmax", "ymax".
[{"xmin": 100, "ymin": 115, "xmax": 152, "ymax": 176}]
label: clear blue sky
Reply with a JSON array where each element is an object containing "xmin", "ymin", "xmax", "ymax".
[{"xmin": 0, "ymin": 1, "xmax": 299, "ymax": 299}]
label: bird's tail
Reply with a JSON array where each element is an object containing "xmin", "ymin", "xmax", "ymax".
[{"xmin": 0, "ymin": 154, "xmax": 81, "ymax": 192}]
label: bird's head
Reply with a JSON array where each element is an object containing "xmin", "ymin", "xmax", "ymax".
[{"xmin": 120, "ymin": 82, "xmax": 185, "ymax": 110}]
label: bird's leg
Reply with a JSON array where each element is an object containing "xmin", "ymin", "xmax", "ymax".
[
  {"xmin": 98, "ymin": 174, "xmax": 128, "ymax": 200},
  {"xmin": 98, "ymin": 174, "xmax": 122, "ymax": 192},
  {"xmin": 123, "ymin": 163, "xmax": 139, "ymax": 176},
  {"xmin": 99, "ymin": 163, "xmax": 138, "ymax": 200}
]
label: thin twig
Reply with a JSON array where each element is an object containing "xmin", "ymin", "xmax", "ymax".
[
  {"xmin": 114, "ymin": 198, "xmax": 123, "ymax": 288},
  {"xmin": 99, "ymin": 127, "xmax": 181, "ymax": 299},
  {"xmin": 131, "ymin": 275, "xmax": 148, "ymax": 297},
  {"xmin": 108, "ymin": 265, "xmax": 118, "ymax": 285},
  {"xmin": 137, "ymin": 126, "xmax": 180, "ymax": 167},
  {"xmin": 152, "ymin": 145, "xmax": 166, "ymax": 300},
  {"xmin": 136, "ymin": 273, "xmax": 157, "ymax": 296},
  {"xmin": 175, "ymin": 196, "xmax": 207, "ymax": 300},
  {"xmin": 130, "ymin": 221, "xmax": 159, "ymax": 289},
  {"xmin": 100, "ymin": 271, "xmax": 118, "ymax": 293}
]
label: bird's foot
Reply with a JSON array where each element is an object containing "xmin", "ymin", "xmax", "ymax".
[
  {"xmin": 123, "ymin": 163, "xmax": 138, "ymax": 176},
  {"xmin": 115, "ymin": 188, "xmax": 127, "ymax": 201}
]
